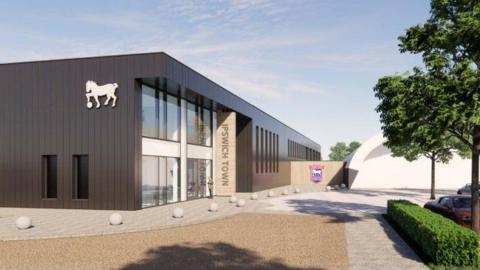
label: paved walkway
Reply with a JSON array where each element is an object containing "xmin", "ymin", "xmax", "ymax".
[
  {"xmin": 262, "ymin": 188, "xmax": 453, "ymax": 270},
  {"xmin": 0, "ymin": 185, "xmax": 324, "ymax": 240},
  {"xmin": 345, "ymin": 213, "xmax": 425, "ymax": 270}
]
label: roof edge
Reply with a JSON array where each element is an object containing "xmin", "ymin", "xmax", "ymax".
[{"xmin": 0, "ymin": 51, "xmax": 167, "ymax": 66}]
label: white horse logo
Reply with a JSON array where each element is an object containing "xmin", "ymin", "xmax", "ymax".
[{"xmin": 85, "ymin": 80, "xmax": 119, "ymax": 109}]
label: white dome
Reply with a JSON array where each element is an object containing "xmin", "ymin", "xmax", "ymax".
[{"xmin": 346, "ymin": 134, "xmax": 471, "ymax": 189}]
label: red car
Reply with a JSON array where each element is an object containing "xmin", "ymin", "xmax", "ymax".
[{"xmin": 424, "ymin": 195, "xmax": 474, "ymax": 227}]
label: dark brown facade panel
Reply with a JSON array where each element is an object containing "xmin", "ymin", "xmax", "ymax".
[
  {"xmin": 236, "ymin": 114, "xmax": 253, "ymax": 192},
  {"xmin": 0, "ymin": 56, "xmax": 144, "ymax": 210},
  {"xmin": 0, "ymin": 52, "xmax": 320, "ymax": 209}
]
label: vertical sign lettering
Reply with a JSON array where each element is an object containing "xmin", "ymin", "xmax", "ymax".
[
  {"xmin": 221, "ymin": 124, "xmax": 229, "ymax": 186},
  {"xmin": 215, "ymin": 112, "xmax": 236, "ymax": 195}
]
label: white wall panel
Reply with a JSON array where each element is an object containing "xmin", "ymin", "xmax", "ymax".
[
  {"xmin": 142, "ymin": 138, "xmax": 180, "ymax": 157},
  {"xmin": 187, "ymin": 144, "xmax": 213, "ymax": 160}
]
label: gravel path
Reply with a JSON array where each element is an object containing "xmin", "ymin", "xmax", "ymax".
[{"xmin": 0, "ymin": 213, "xmax": 348, "ymax": 270}]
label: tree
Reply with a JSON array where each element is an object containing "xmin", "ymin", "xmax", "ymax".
[
  {"xmin": 374, "ymin": 73, "xmax": 467, "ymax": 200},
  {"xmin": 399, "ymin": 0, "xmax": 480, "ymax": 232},
  {"xmin": 348, "ymin": 141, "xmax": 361, "ymax": 152},
  {"xmin": 329, "ymin": 141, "xmax": 361, "ymax": 161}
]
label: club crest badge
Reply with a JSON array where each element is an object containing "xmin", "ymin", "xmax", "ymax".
[{"xmin": 310, "ymin": 165, "xmax": 324, "ymax": 183}]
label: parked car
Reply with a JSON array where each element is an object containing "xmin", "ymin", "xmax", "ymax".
[
  {"xmin": 457, "ymin": 184, "xmax": 471, "ymax": 195},
  {"xmin": 424, "ymin": 195, "xmax": 474, "ymax": 227}
]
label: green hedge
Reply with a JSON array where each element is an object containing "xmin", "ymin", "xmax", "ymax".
[{"xmin": 387, "ymin": 200, "xmax": 480, "ymax": 267}]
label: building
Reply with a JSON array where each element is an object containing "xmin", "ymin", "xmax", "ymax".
[
  {"xmin": 346, "ymin": 134, "xmax": 470, "ymax": 189},
  {"xmin": 0, "ymin": 52, "xmax": 321, "ymax": 210}
]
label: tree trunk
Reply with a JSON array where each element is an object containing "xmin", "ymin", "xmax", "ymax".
[
  {"xmin": 430, "ymin": 155, "xmax": 436, "ymax": 200},
  {"xmin": 471, "ymin": 127, "xmax": 480, "ymax": 233},
  {"xmin": 472, "ymin": 64, "xmax": 480, "ymax": 233}
]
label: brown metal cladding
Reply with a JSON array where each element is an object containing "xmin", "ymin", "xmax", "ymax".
[
  {"xmin": 0, "ymin": 52, "xmax": 321, "ymax": 210},
  {"xmin": 236, "ymin": 113, "xmax": 253, "ymax": 192},
  {"xmin": 0, "ymin": 54, "xmax": 145, "ymax": 210}
]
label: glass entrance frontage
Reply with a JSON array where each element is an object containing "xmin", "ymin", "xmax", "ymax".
[
  {"xmin": 142, "ymin": 156, "xmax": 180, "ymax": 208},
  {"xmin": 187, "ymin": 159, "xmax": 212, "ymax": 200}
]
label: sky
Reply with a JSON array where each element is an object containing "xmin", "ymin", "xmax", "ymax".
[{"xmin": 0, "ymin": 0, "xmax": 431, "ymax": 158}]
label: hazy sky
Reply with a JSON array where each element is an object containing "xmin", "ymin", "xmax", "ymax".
[{"xmin": 0, "ymin": 0, "xmax": 430, "ymax": 157}]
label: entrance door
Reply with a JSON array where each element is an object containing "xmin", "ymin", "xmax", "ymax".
[
  {"xmin": 158, "ymin": 157, "xmax": 167, "ymax": 205},
  {"xmin": 142, "ymin": 156, "xmax": 160, "ymax": 208},
  {"xmin": 142, "ymin": 156, "xmax": 180, "ymax": 208},
  {"xmin": 187, "ymin": 159, "xmax": 211, "ymax": 200},
  {"xmin": 166, "ymin": 157, "xmax": 180, "ymax": 203}
]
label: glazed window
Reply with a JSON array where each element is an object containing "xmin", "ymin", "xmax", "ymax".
[
  {"xmin": 141, "ymin": 80, "xmax": 180, "ymax": 142},
  {"xmin": 256, "ymin": 126, "xmax": 259, "ymax": 173},
  {"xmin": 187, "ymin": 159, "xmax": 211, "ymax": 200},
  {"xmin": 166, "ymin": 94, "xmax": 180, "ymax": 141},
  {"xmin": 260, "ymin": 128, "xmax": 264, "ymax": 173},
  {"xmin": 142, "ymin": 85, "xmax": 158, "ymax": 138},
  {"xmin": 187, "ymin": 102, "xmax": 212, "ymax": 146},
  {"xmin": 42, "ymin": 155, "xmax": 57, "ymax": 199},
  {"xmin": 73, "ymin": 155, "xmax": 88, "ymax": 200},
  {"xmin": 142, "ymin": 156, "xmax": 180, "ymax": 208}
]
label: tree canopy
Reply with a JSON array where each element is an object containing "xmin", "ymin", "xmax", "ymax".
[
  {"xmin": 397, "ymin": 0, "xmax": 480, "ymax": 232},
  {"xmin": 399, "ymin": 0, "xmax": 480, "ymax": 66},
  {"xmin": 374, "ymin": 68, "xmax": 469, "ymax": 199},
  {"xmin": 374, "ymin": 68, "xmax": 469, "ymax": 162},
  {"xmin": 328, "ymin": 141, "xmax": 361, "ymax": 161}
]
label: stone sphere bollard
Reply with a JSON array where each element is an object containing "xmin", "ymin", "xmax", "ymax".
[
  {"xmin": 294, "ymin": 188, "xmax": 301, "ymax": 193},
  {"xmin": 250, "ymin": 193, "xmax": 258, "ymax": 200},
  {"xmin": 237, "ymin": 199, "xmax": 246, "ymax": 207},
  {"xmin": 109, "ymin": 213, "xmax": 123, "ymax": 226},
  {"xmin": 15, "ymin": 216, "xmax": 32, "ymax": 230},
  {"xmin": 282, "ymin": 189, "xmax": 289, "ymax": 195},
  {"xmin": 268, "ymin": 191, "xmax": 275, "ymax": 197},
  {"xmin": 325, "ymin": 186, "xmax": 332, "ymax": 192},
  {"xmin": 209, "ymin": 202, "xmax": 219, "ymax": 212},
  {"xmin": 340, "ymin": 184, "xmax": 346, "ymax": 189},
  {"xmin": 229, "ymin": 195, "xmax": 238, "ymax": 203},
  {"xmin": 173, "ymin": 207, "xmax": 184, "ymax": 218}
]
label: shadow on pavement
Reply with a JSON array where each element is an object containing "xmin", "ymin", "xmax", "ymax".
[
  {"xmin": 283, "ymin": 198, "xmax": 384, "ymax": 223},
  {"xmin": 377, "ymin": 215, "xmax": 426, "ymax": 264},
  {"xmin": 345, "ymin": 189, "xmax": 453, "ymax": 198},
  {"xmin": 120, "ymin": 242, "xmax": 326, "ymax": 270}
]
